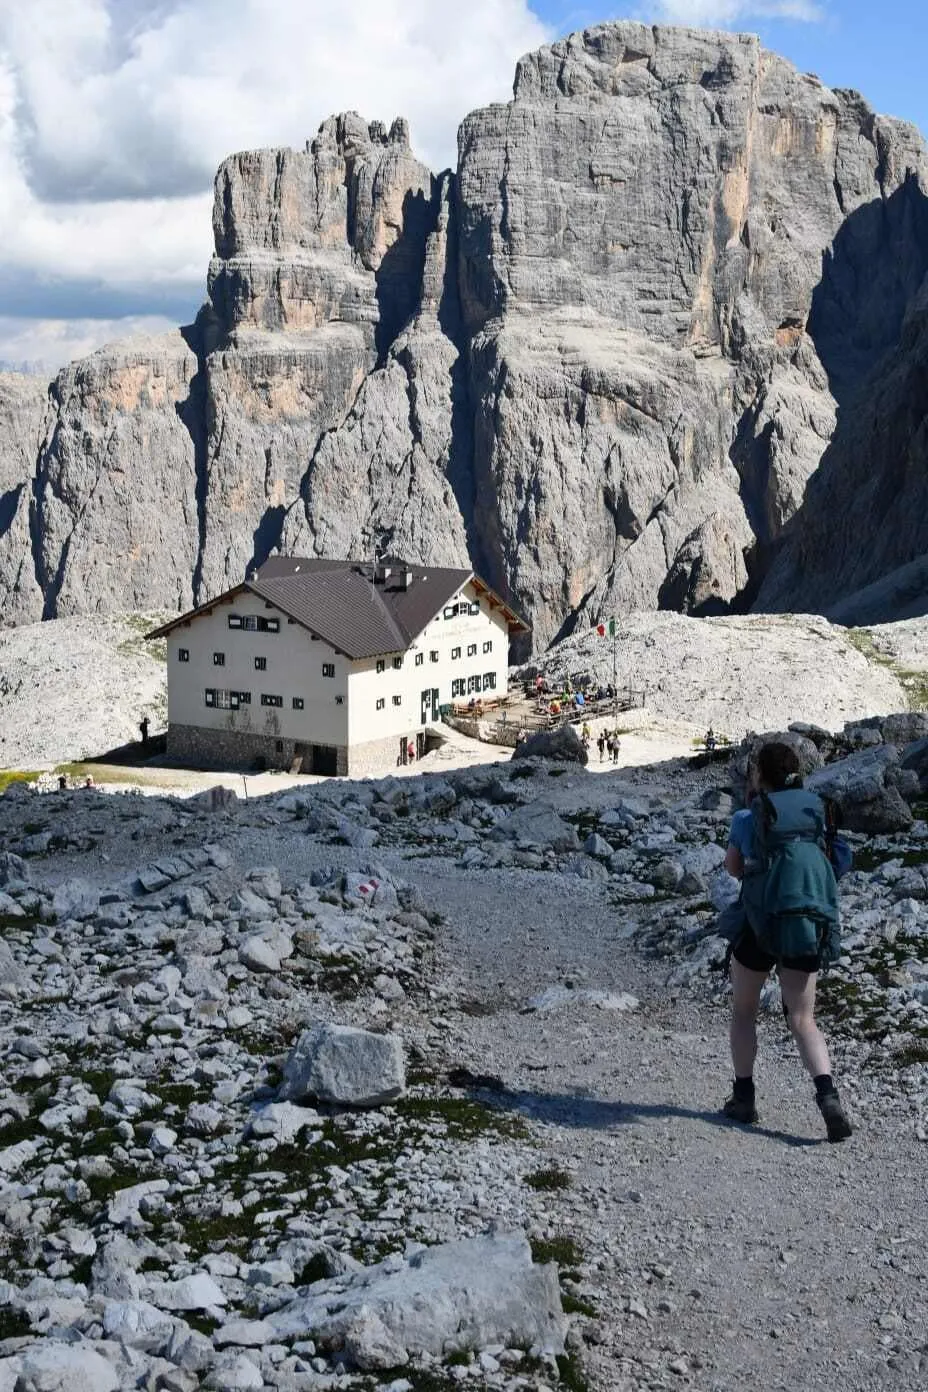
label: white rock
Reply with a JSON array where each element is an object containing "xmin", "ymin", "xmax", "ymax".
[
  {"xmin": 15, "ymin": 1343, "xmax": 120, "ymax": 1392},
  {"xmin": 108, "ymin": 1179, "xmax": 170, "ymax": 1224},
  {"xmin": 239, "ymin": 936, "xmax": 281, "ymax": 973},
  {"xmin": 214, "ymin": 1318, "xmax": 277, "ymax": 1347},
  {"xmin": 268, "ymin": 1233, "xmax": 566, "ymax": 1369},
  {"xmin": 52, "ymin": 878, "xmax": 100, "ymax": 921},
  {"xmin": 0, "ymin": 1139, "xmax": 37, "ymax": 1174},
  {"xmin": 250, "ymin": 1101, "xmax": 320, "ymax": 1144},
  {"xmin": 279, "ymin": 1023, "xmax": 406, "ymax": 1107},
  {"xmin": 103, "ymin": 1298, "xmax": 178, "ymax": 1348},
  {"xmin": 147, "ymin": 1272, "xmax": 228, "ymax": 1311},
  {"xmin": 205, "ymin": 1353, "xmax": 265, "ymax": 1390},
  {"xmin": 227, "ymin": 1006, "xmax": 254, "ymax": 1028},
  {"xmin": 149, "ymin": 1126, "xmax": 178, "ymax": 1155}
]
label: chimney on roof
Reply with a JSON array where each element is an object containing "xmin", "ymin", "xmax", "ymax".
[
  {"xmin": 373, "ymin": 561, "xmax": 392, "ymax": 585},
  {"xmin": 384, "ymin": 565, "xmax": 412, "ymax": 591}
]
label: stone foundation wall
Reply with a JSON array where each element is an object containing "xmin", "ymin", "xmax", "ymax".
[
  {"xmin": 445, "ymin": 714, "xmax": 521, "ymax": 748},
  {"xmin": 168, "ymin": 724, "xmax": 348, "ymax": 775}
]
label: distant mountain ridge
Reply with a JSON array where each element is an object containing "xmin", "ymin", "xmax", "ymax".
[{"xmin": 2, "ymin": 21, "xmax": 928, "ymax": 646}]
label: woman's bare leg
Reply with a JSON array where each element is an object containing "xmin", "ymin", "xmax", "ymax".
[
  {"xmin": 779, "ymin": 969, "xmax": 831, "ymax": 1078},
  {"xmin": 729, "ymin": 959, "xmax": 767, "ymax": 1077}
]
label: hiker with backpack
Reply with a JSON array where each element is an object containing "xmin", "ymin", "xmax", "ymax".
[{"xmin": 720, "ymin": 741, "xmax": 852, "ymax": 1142}]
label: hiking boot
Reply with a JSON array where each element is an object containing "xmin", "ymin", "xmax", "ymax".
[
  {"xmin": 722, "ymin": 1094, "xmax": 758, "ymax": 1125},
  {"xmin": 817, "ymin": 1089, "xmax": 852, "ymax": 1142}
]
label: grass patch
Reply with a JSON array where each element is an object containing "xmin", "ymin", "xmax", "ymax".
[
  {"xmin": 524, "ymin": 1167, "xmax": 572, "ymax": 1192},
  {"xmin": 0, "ymin": 770, "xmax": 40, "ymax": 794},
  {"xmin": 0, "ymin": 1308, "xmax": 31, "ymax": 1340},
  {"xmin": 531, "ymin": 1235, "xmax": 584, "ymax": 1269},
  {"xmin": 394, "ymin": 1096, "xmax": 528, "ymax": 1143},
  {"xmin": 561, "ymin": 1292, "xmax": 598, "ymax": 1318},
  {"xmin": 556, "ymin": 1353, "xmax": 592, "ymax": 1391},
  {"xmin": 895, "ymin": 1041, "xmax": 928, "ymax": 1067}
]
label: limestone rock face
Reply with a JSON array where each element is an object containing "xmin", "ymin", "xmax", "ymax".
[
  {"xmin": 0, "ymin": 373, "xmax": 48, "ymax": 624},
  {"xmin": 2, "ymin": 22, "xmax": 927, "ymax": 638},
  {"xmin": 34, "ymin": 333, "xmax": 202, "ymax": 618},
  {"xmin": 758, "ymin": 285, "xmax": 928, "ymax": 620},
  {"xmin": 457, "ymin": 24, "xmax": 927, "ymax": 640}
]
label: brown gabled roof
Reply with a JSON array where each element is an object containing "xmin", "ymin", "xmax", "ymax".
[{"xmin": 147, "ymin": 557, "xmax": 530, "ymax": 657}]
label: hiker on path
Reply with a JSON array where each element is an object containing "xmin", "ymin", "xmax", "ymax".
[
  {"xmin": 611, "ymin": 732, "xmax": 620, "ymax": 765},
  {"xmin": 139, "ymin": 716, "xmax": 150, "ymax": 751},
  {"xmin": 597, "ymin": 731, "xmax": 606, "ymax": 762},
  {"xmin": 721, "ymin": 741, "xmax": 852, "ymax": 1142},
  {"xmin": 605, "ymin": 734, "xmax": 615, "ymax": 762}
]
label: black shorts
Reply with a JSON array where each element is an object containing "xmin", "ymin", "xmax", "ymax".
[{"xmin": 732, "ymin": 927, "xmax": 819, "ymax": 976}]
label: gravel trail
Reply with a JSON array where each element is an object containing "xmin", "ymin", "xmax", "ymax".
[{"xmin": 405, "ymin": 857, "xmax": 928, "ymax": 1392}]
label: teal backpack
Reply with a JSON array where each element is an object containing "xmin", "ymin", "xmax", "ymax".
[{"xmin": 742, "ymin": 788, "xmax": 840, "ymax": 967}]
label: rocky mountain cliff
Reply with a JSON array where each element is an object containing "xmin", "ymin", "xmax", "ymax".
[{"xmin": 2, "ymin": 22, "xmax": 927, "ymax": 647}]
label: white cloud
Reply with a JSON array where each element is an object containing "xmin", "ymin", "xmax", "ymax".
[
  {"xmin": 0, "ymin": 0, "xmax": 549, "ymax": 366},
  {"xmin": 642, "ymin": 1, "xmax": 823, "ymax": 22},
  {"xmin": 0, "ymin": 314, "xmax": 182, "ymax": 374}
]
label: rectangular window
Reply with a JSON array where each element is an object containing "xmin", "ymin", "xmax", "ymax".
[
  {"xmin": 415, "ymin": 653, "xmax": 424, "ymax": 667},
  {"xmin": 228, "ymin": 615, "xmax": 242, "ymax": 629},
  {"xmin": 468, "ymin": 602, "xmax": 480, "ymax": 616},
  {"xmin": 467, "ymin": 643, "xmax": 477, "ymax": 656},
  {"xmin": 376, "ymin": 697, "xmax": 385, "ymax": 711},
  {"xmin": 258, "ymin": 617, "xmax": 279, "ymax": 633},
  {"xmin": 430, "ymin": 651, "xmax": 439, "ymax": 663},
  {"xmin": 392, "ymin": 656, "xmax": 403, "ymax": 670},
  {"xmin": 322, "ymin": 663, "xmax": 335, "ymax": 679},
  {"xmin": 335, "ymin": 695, "xmax": 344, "ymax": 705},
  {"xmin": 483, "ymin": 640, "xmax": 493, "ymax": 653},
  {"xmin": 376, "ymin": 659, "xmax": 385, "ymax": 674},
  {"xmin": 238, "ymin": 691, "xmax": 252, "ymax": 705},
  {"xmin": 178, "ymin": 648, "xmax": 189, "ymax": 663},
  {"xmin": 451, "ymin": 646, "xmax": 461, "ymax": 660},
  {"xmin": 467, "ymin": 675, "xmax": 480, "ymax": 694},
  {"xmin": 443, "ymin": 604, "xmax": 458, "ymax": 620},
  {"xmin": 484, "ymin": 672, "xmax": 497, "ymax": 691},
  {"xmin": 243, "ymin": 615, "xmax": 258, "ymax": 631},
  {"xmin": 261, "ymin": 694, "xmax": 283, "ymax": 708},
  {"xmin": 292, "ymin": 697, "xmax": 304, "ymax": 710},
  {"xmin": 392, "ymin": 695, "xmax": 402, "ymax": 706},
  {"xmin": 451, "ymin": 679, "xmax": 465, "ymax": 698},
  {"xmin": 206, "ymin": 689, "xmax": 238, "ymax": 710},
  {"xmin": 213, "ymin": 652, "xmax": 225, "ymax": 666},
  {"xmin": 254, "ymin": 656, "xmax": 267, "ymax": 671}
]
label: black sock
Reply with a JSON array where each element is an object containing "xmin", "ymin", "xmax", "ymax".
[
  {"xmin": 733, "ymin": 1076, "xmax": 755, "ymax": 1101},
  {"xmin": 814, "ymin": 1073, "xmax": 836, "ymax": 1098}
]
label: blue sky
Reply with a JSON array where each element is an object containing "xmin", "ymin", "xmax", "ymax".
[
  {"xmin": 529, "ymin": 3, "xmax": 928, "ymax": 136},
  {"xmin": 1, "ymin": 0, "xmax": 926, "ymax": 370}
]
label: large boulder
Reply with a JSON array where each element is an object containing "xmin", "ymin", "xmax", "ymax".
[
  {"xmin": 488, "ymin": 802, "xmax": 581, "ymax": 853},
  {"xmin": 279, "ymin": 1024, "xmax": 406, "ymax": 1107},
  {"xmin": 806, "ymin": 745, "xmax": 914, "ymax": 833},
  {"xmin": 901, "ymin": 737, "xmax": 928, "ymax": 790},
  {"xmin": 512, "ymin": 724, "xmax": 588, "ymax": 766},
  {"xmin": 882, "ymin": 713, "xmax": 928, "ymax": 747},
  {"xmin": 731, "ymin": 730, "xmax": 823, "ymax": 788},
  {"xmin": 4, "ymin": 1343, "xmax": 121, "ymax": 1392},
  {"xmin": 267, "ymin": 1233, "xmax": 566, "ymax": 1368}
]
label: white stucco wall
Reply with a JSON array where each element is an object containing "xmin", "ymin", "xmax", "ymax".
[
  {"xmin": 166, "ymin": 578, "xmax": 514, "ymax": 754},
  {"xmin": 165, "ymin": 596, "xmax": 349, "ymax": 748},
  {"xmin": 345, "ymin": 581, "xmax": 510, "ymax": 742}
]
